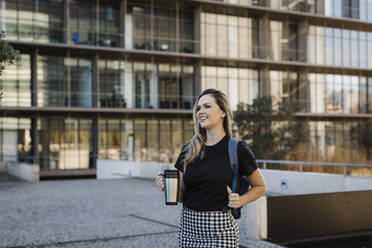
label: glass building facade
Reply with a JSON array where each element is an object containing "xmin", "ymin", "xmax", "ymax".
[
  {"xmin": 38, "ymin": 118, "xmax": 92, "ymax": 170},
  {"xmin": 129, "ymin": 3, "xmax": 195, "ymax": 53},
  {"xmin": 0, "ymin": 118, "xmax": 32, "ymax": 163},
  {"xmin": 0, "ymin": 0, "xmax": 371, "ymax": 176},
  {"xmin": 307, "ymin": 26, "xmax": 372, "ymax": 68},
  {"xmin": 201, "ymin": 13, "xmax": 259, "ymax": 58},
  {"xmin": 216, "ymin": 0, "xmax": 372, "ymax": 21},
  {"xmin": 98, "ymin": 117, "xmax": 193, "ymax": 163},
  {"xmin": 3, "ymin": 0, "xmax": 64, "ymax": 43}
]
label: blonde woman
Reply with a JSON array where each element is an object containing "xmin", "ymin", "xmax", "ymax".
[{"xmin": 155, "ymin": 88, "xmax": 266, "ymax": 248}]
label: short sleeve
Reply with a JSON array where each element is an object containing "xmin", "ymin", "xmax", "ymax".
[
  {"xmin": 174, "ymin": 143, "xmax": 189, "ymax": 172},
  {"xmin": 237, "ymin": 140, "xmax": 258, "ymax": 176}
]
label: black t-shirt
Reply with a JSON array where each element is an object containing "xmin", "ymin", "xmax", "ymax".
[{"xmin": 174, "ymin": 134, "xmax": 258, "ymax": 211}]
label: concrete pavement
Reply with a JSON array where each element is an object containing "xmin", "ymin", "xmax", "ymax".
[{"xmin": 0, "ymin": 174, "xmax": 285, "ymax": 248}]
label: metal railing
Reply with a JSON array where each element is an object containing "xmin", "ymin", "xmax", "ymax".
[
  {"xmin": 2, "ymin": 152, "xmax": 372, "ymax": 177},
  {"xmin": 257, "ymin": 159, "xmax": 372, "ymax": 177}
]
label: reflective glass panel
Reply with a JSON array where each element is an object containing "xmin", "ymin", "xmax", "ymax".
[{"xmin": 0, "ymin": 54, "xmax": 31, "ymax": 107}]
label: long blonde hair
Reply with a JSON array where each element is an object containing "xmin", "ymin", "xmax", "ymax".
[{"xmin": 181, "ymin": 88, "xmax": 234, "ymax": 172}]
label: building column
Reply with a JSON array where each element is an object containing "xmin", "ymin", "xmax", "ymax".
[
  {"xmin": 67, "ymin": 49, "xmax": 71, "ymax": 107},
  {"xmin": 31, "ymin": 114, "xmax": 39, "ymax": 165},
  {"xmin": 31, "ymin": 48, "xmax": 38, "ymax": 107},
  {"xmin": 124, "ymin": 0, "xmax": 133, "ymax": 49},
  {"xmin": 257, "ymin": 13, "xmax": 270, "ymax": 97},
  {"xmin": 1, "ymin": 0, "xmax": 6, "ymax": 32},
  {"xmin": 298, "ymin": 20, "xmax": 308, "ymax": 63},
  {"xmin": 298, "ymin": 69, "xmax": 310, "ymax": 112},
  {"xmin": 149, "ymin": 62, "xmax": 158, "ymax": 109},
  {"xmin": 259, "ymin": 65, "xmax": 270, "ymax": 97},
  {"xmin": 176, "ymin": 2, "xmax": 180, "ymax": 53},
  {"xmin": 120, "ymin": 0, "xmax": 126, "ymax": 48},
  {"xmin": 260, "ymin": 0, "xmax": 270, "ymax": 7},
  {"xmin": 92, "ymin": 53, "xmax": 99, "ymax": 108},
  {"xmin": 95, "ymin": 0, "xmax": 99, "ymax": 46},
  {"xmin": 298, "ymin": 19, "xmax": 309, "ymax": 112},
  {"xmin": 194, "ymin": 4, "xmax": 201, "ymax": 54},
  {"xmin": 63, "ymin": 0, "xmax": 69, "ymax": 43},
  {"xmin": 194, "ymin": 60, "xmax": 202, "ymax": 98},
  {"xmin": 317, "ymin": 0, "xmax": 325, "ymax": 15},
  {"xmin": 258, "ymin": 13, "xmax": 270, "ymax": 59},
  {"xmin": 150, "ymin": 0, "xmax": 154, "ymax": 50},
  {"xmin": 92, "ymin": 115, "xmax": 98, "ymax": 169}
]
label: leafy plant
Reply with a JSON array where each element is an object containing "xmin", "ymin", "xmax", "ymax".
[
  {"xmin": 233, "ymin": 96, "xmax": 309, "ymax": 160},
  {"xmin": 350, "ymin": 119, "xmax": 372, "ymax": 162},
  {"xmin": 0, "ymin": 31, "xmax": 16, "ymax": 76},
  {"xmin": 0, "ymin": 31, "xmax": 17, "ymax": 100}
]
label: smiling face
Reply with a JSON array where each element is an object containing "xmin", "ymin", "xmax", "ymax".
[{"xmin": 196, "ymin": 94, "xmax": 226, "ymax": 129}]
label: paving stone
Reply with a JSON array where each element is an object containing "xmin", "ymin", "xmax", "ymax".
[{"xmin": 0, "ymin": 175, "xmax": 286, "ymax": 248}]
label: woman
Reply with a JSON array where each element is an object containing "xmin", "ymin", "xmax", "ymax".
[{"xmin": 155, "ymin": 88, "xmax": 266, "ymax": 247}]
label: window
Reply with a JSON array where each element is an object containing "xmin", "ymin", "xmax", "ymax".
[
  {"xmin": 70, "ymin": 0, "xmax": 120, "ymax": 47},
  {"xmin": 202, "ymin": 13, "xmax": 258, "ymax": 59},
  {"xmin": 38, "ymin": 118, "xmax": 92, "ymax": 170},
  {"xmin": 4, "ymin": 0, "xmax": 64, "ymax": 43},
  {"xmin": 342, "ymin": 0, "xmax": 360, "ymax": 19},
  {"xmin": 38, "ymin": 56, "xmax": 92, "ymax": 108},
  {"xmin": 0, "ymin": 118, "xmax": 32, "ymax": 163},
  {"xmin": 0, "ymin": 54, "xmax": 31, "ymax": 107},
  {"xmin": 130, "ymin": 4, "xmax": 194, "ymax": 53},
  {"xmin": 99, "ymin": 60, "xmax": 126, "ymax": 108}
]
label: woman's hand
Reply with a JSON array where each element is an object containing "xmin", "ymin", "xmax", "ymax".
[
  {"xmin": 155, "ymin": 172, "xmax": 165, "ymax": 191},
  {"xmin": 227, "ymin": 186, "xmax": 241, "ymax": 209}
]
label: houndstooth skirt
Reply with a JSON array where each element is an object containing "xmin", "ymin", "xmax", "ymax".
[{"xmin": 178, "ymin": 207, "xmax": 239, "ymax": 248}]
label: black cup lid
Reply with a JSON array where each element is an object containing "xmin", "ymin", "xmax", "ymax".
[{"xmin": 164, "ymin": 170, "xmax": 178, "ymax": 177}]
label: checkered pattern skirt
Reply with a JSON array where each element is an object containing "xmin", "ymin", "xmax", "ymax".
[{"xmin": 178, "ymin": 207, "xmax": 239, "ymax": 248}]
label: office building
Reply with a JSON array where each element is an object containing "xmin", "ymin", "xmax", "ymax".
[{"xmin": 0, "ymin": 0, "xmax": 371, "ymax": 177}]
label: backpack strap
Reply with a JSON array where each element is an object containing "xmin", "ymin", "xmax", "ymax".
[
  {"xmin": 229, "ymin": 137, "xmax": 239, "ymax": 192},
  {"xmin": 222, "ymin": 137, "xmax": 239, "ymax": 212}
]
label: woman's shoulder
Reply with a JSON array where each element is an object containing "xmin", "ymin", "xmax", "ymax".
[
  {"xmin": 237, "ymin": 139, "xmax": 248, "ymax": 147},
  {"xmin": 229, "ymin": 137, "xmax": 248, "ymax": 148},
  {"xmin": 236, "ymin": 139, "xmax": 256, "ymax": 159},
  {"xmin": 179, "ymin": 141, "xmax": 192, "ymax": 155},
  {"xmin": 174, "ymin": 142, "xmax": 190, "ymax": 171},
  {"xmin": 235, "ymin": 139, "xmax": 258, "ymax": 175},
  {"xmin": 181, "ymin": 141, "xmax": 191, "ymax": 150}
]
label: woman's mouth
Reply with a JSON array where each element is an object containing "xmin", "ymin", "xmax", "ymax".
[{"xmin": 200, "ymin": 117, "xmax": 207, "ymax": 122}]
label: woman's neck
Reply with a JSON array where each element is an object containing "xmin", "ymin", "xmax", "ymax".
[{"xmin": 205, "ymin": 130, "xmax": 226, "ymax": 146}]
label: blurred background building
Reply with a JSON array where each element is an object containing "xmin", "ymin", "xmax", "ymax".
[{"xmin": 0, "ymin": 0, "xmax": 371, "ymax": 177}]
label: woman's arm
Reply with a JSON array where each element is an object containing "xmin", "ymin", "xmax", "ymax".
[
  {"xmin": 178, "ymin": 172, "xmax": 185, "ymax": 202},
  {"xmin": 239, "ymin": 168, "xmax": 266, "ymax": 206}
]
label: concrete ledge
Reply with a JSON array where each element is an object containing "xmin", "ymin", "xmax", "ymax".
[
  {"xmin": 97, "ymin": 160, "xmax": 372, "ymax": 194},
  {"xmin": 262, "ymin": 169, "xmax": 372, "ymax": 195},
  {"xmin": 97, "ymin": 159, "xmax": 176, "ymax": 180},
  {"xmin": 6, "ymin": 162, "xmax": 40, "ymax": 182},
  {"xmin": 239, "ymin": 196, "xmax": 268, "ymax": 243}
]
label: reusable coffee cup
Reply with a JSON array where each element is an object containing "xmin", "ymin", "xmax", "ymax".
[{"xmin": 163, "ymin": 170, "xmax": 179, "ymax": 205}]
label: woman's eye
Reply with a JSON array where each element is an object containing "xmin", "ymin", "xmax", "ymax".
[{"xmin": 197, "ymin": 106, "xmax": 209, "ymax": 111}]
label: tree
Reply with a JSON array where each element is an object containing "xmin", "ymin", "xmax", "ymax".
[
  {"xmin": 0, "ymin": 31, "xmax": 16, "ymax": 76},
  {"xmin": 0, "ymin": 31, "xmax": 17, "ymax": 101},
  {"xmin": 350, "ymin": 119, "xmax": 372, "ymax": 162},
  {"xmin": 233, "ymin": 96, "xmax": 309, "ymax": 160}
]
